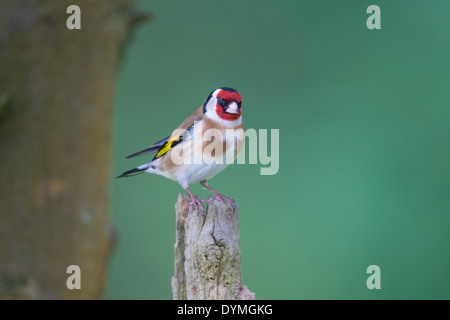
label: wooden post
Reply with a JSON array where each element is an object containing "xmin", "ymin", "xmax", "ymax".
[{"xmin": 171, "ymin": 194, "xmax": 255, "ymax": 300}]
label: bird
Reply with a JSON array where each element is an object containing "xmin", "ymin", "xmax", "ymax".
[{"xmin": 117, "ymin": 87, "xmax": 245, "ymax": 212}]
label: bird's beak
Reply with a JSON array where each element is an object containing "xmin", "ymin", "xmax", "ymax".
[{"xmin": 226, "ymin": 101, "xmax": 239, "ymax": 114}]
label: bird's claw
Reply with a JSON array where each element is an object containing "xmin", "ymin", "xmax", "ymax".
[
  {"xmin": 214, "ymin": 194, "xmax": 236, "ymax": 213},
  {"xmin": 201, "ymin": 196, "xmax": 215, "ymax": 205},
  {"xmin": 186, "ymin": 195, "xmax": 205, "ymax": 214}
]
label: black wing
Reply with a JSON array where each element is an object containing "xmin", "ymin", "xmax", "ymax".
[{"xmin": 125, "ymin": 136, "xmax": 170, "ymax": 159}]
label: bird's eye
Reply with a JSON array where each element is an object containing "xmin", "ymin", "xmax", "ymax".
[{"xmin": 217, "ymin": 97, "xmax": 227, "ymax": 107}]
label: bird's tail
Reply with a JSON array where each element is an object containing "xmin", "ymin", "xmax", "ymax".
[{"xmin": 117, "ymin": 163, "xmax": 150, "ymax": 178}]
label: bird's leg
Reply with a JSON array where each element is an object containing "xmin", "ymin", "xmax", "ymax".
[
  {"xmin": 200, "ymin": 180, "xmax": 236, "ymax": 211},
  {"xmin": 184, "ymin": 185, "xmax": 205, "ymax": 213}
]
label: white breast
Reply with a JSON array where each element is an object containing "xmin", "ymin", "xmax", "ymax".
[
  {"xmin": 148, "ymin": 120, "xmax": 244, "ymax": 188},
  {"xmin": 174, "ymin": 128, "xmax": 243, "ymax": 186},
  {"xmin": 174, "ymin": 162, "xmax": 230, "ymax": 186}
]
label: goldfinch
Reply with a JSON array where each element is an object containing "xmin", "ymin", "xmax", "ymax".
[{"xmin": 118, "ymin": 87, "xmax": 244, "ymax": 211}]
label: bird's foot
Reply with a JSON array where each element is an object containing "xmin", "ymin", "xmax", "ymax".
[
  {"xmin": 213, "ymin": 193, "xmax": 236, "ymax": 212},
  {"xmin": 186, "ymin": 194, "xmax": 205, "ymax": 214},
  {"xmin": 201, "ymin": 196, "xmax": 215, "ymax": 205}
]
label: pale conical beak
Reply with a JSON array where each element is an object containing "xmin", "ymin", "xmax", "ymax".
[{"xmin": 226, "ymin": 101, "xmax": 239, "ymax": 114}]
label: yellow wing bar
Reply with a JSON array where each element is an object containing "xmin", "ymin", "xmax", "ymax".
[{"xmin": 154, "ymin": 135, "xmax": 183, "ymax": 159}]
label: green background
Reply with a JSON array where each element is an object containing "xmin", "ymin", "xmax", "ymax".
[{"xmin": 106, "ymin": 0, "xmax": 450, "ymax": 299}]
